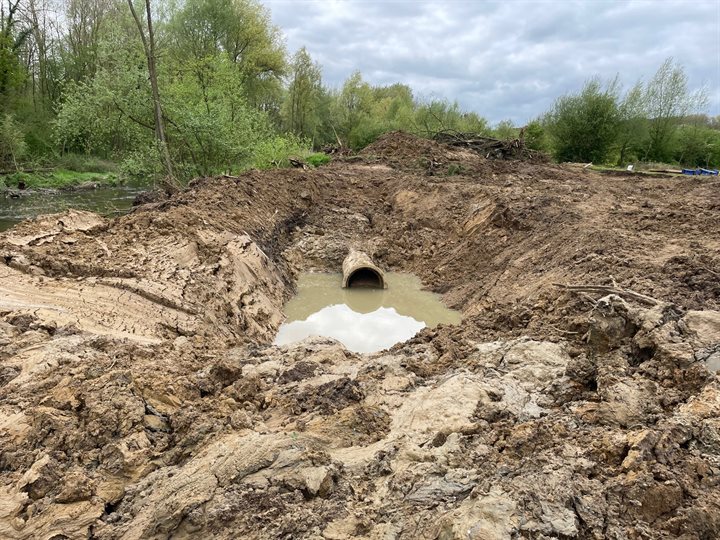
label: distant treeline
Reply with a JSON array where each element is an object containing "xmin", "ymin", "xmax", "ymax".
[{"xmin": 0, "ymin": 0, "xmax": 717, "ymax": 184}]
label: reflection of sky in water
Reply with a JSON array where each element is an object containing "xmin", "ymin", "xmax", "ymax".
[
  {"xmin": 273, "ymin": 273, "xmax": 462, "ymax": 353},
  {"xmin": 274, "ymin": 304, "xmax": 425, "ymax": 353}
]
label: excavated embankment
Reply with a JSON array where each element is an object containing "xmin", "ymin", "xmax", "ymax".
[{"xmin": 1, "ymin": 132, "xmax": 719, "ymax": 539}]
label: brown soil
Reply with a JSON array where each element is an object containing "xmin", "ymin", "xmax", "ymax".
[{"xmin": 1, "ymin": 131, "xmax": 719, "ymax": 539}]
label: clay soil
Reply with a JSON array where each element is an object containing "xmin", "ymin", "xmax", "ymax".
[{"xmin": 1, "ymin": 132, "xmax": 719, "ymax": 539}]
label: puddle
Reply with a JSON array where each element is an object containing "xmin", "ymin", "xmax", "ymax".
[{"xmin": 274, "ymin": 272, "xmax": 462, "ymax": 353}]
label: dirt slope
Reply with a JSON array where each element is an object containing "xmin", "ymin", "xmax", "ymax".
[{"xmin": 1, "ymin": 132, "xmax": 719, "ymax": 539}]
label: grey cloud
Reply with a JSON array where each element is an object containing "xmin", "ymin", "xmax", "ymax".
[{"xmin": 266, "ymin": 0, "xmax": 719, "ymax": 125}]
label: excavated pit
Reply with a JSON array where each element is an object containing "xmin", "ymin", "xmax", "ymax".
[{"xmin": 1, "ymin": 132, "xmax": 719, "ymax": 539}]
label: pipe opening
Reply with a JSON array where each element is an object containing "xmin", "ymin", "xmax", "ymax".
[{"xmin": 346, "ymin": 267, "xmax": 385, "ymax": 289}]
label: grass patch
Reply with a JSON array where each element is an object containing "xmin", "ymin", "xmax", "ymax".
[
  {"xmin": 56, "ymin": 153, "xmax": 119, "ymax": 174},
  {"xmin": 306, "ymin": 153, "xmax": 331, "ymax": 167}
]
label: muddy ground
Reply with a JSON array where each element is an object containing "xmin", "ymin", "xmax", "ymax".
[{"xmin": 1, "ymin": 132, "xmax": 719, "ymax": 539}]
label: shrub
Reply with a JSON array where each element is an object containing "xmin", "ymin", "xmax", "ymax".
[
  {"xmin": 545, "ymin": 79, "xmax": 621, "ymax": 163},
  {"xmin": 251, "ymin": 134, "xmax": 311, "ymax": 169},
  {"xmin": 119, "ymin": 148, "xmax": 163, "ymax": 182},
  {"xmin": 57, "ymin": 153, "xmax": 118, "ymax": 173},
  {"xmin": 306, "ymin": 153, "xmax": 330, "ymax": 167}
]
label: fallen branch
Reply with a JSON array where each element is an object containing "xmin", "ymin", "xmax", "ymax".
[
  {"xmin": 289, "ymin": 158, "xmax": 308, "ymax": 169},
  {"xmin": 432, "ymin": 129, "xmax": 548, "ymax": 162},
  {"xmin": 553, "ymin": 283, "xmax": 664, "ymax": 306}
]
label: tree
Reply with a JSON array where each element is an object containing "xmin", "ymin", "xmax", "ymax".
[
  {"xmin": 63, "ymin": 0, "xmax": 113, "ymax": 84},
  {"xmin": 168, "ymin": 0, "xmax": 286, "ymax": 111},
  {"xmin": 615, "ymin": 81, "xmax": 647, "ymax": 165},
  {"xmin": 523, "ymin": 119, "xmax": 550, "ymax": 152},
  {"xmin": 0, "ymin": 112, "xmax": 26, "ymax": 169},
  {"xmin": 544, "ymin": 78, "xmax": 621, "ymax": 163},
  {"xmin": 494, "ymin": 119, "xmax": 518, "ymax": 140},
  {"xmin": 332, "ymin": 71, "xmax": 374, "ymax": 148},
  {"xmin": 283, "ymin": 47, "xmax": 322, "ymax": 142},
  {"xmin": 127, "ymin": 0, "xmax": 176, "ymax": 188},
  {"xmin": 643, "ymin": 58, "xmax": 707, "ymax": 162},
  {"xmin": 0, "ymin": 0, "xmax": 30, "ymax": 107},
  {"xmin": 413, "ymin": 99, "xmax": 486, "ymax": 136},
  {"xmin": 674, "ymin": 122, "xmax": 720, "ymax": 168}
]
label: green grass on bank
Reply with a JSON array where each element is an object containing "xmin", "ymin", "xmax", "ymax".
[
  {"xmin": 0, "ymin": 146, "xmax": 335, "ymax": 191},
  {"xmin": 0, "ymin": 169, "xmax": 120, "ymax": 190},
  {"xmin": 0, "ymin": 152, "xmax": 124, "ymax": 190}
]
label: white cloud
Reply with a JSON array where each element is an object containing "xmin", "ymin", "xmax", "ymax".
[{"xmin": 265, "ymin": 0, "xmax": 720, "ymax": 124}]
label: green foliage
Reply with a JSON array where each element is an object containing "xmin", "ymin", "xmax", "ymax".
[
  {"xmin": 54, "ymin": 69, "xmax": 149, "ymax": 157},
  {"xmin": 545, "ymin": 78, "xmax": 621, "ymax": 163},
  {"xmin": 306, "ymin": 153, "xmax": 330, "ymax": 167},
  {"xmin": 119, "ymin": 148, "xmax": 163, "ymax": 181},
  {"xmin": 0, "ymin": 114, "xmax": 27, "ymax": 170},
  {"xmin": 163, "ymin": 54, "xmax": 272, "ymax": 176},
  {"xmin": 282, "ymin": 47, "xmax": 323, "ymax": 142},
  {"xmin": 4, "ymin": 0, "xmax": 717, "ymax": 182},
  {"xmin": 1, "ymin": 169, "xmax": 118, "ymax": 189},
  {"xmin": 413, "ymin": 99, "xmax": 488, "ymax": 138},
  {"xmin": 167, "ymin": 0, "xmax": 286, "ymax": 110},
  {"xmin": 0, "ymin": 12, "xmax": 29, "ymax": 107},
  {"xmin": 493, "ymin": 120, "xmax": 518, "ymax": 140},
  {"xmin": 673, "ymin": 123, "xmax": 720, "ymax": 167},
  {"xmin": 251, "ymin": 134, "xmax": 311, "ymax": 169},
  {"xmin": 643, "ymin": 58, "xmax": 708, "ymax": 162},
  {"xmin": 615, "ymin": 82, "xmax": 648, "ymax": 165},
  {"xmin": 57, "ymin": 153, "xmax": 118, "ymax": 173},
  {"xmin": 523, "ymin": 120, "xmax": 550, "ymax": 152}
]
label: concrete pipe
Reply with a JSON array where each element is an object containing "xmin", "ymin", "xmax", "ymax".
[{"xmin": 342, "ymin": 249, "xmax": 387, "ymax": 289}]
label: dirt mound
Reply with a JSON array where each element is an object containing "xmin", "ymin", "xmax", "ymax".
[
  {"xmin": 359, "ymin": 131, "xmax": 483, "ymax": 174},
  {"xmin": 1, "ymin": 133, "xmax": 719, "ymax": 539}
]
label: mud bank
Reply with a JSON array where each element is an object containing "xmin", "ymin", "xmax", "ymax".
[{"xmin": 1, "ymin": 132, "xmax": 719, "ymax": 539}]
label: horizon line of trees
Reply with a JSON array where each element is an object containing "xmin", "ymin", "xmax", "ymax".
[{"xmin": 1, "ymin": 0, "xmax": 718, "ymax": 185}]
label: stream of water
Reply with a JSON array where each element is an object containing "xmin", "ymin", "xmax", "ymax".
[{"xmin": 0, "ymin": 186, "xmax": 145, "ymax": 232}]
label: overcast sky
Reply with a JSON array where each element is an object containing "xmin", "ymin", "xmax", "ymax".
[{"xmin": 264, "ymin": 0, "xmax": 720, "ymax": 125}]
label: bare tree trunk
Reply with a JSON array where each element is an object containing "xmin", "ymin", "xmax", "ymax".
[{"xmin": 127, "ymin": 0, "xmax": 178, "ymax": 191}]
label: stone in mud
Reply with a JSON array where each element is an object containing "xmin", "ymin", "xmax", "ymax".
[
  {"xmin": 683, "ymin": 310, "xmax": 720, "ymax": 346},
  {"xmin": 301, "ymin": 466, "xmax": 334, "ymax": 497},
  {"xmin": 436, "ymin": 488, "xmax": 518, "ymax": 540},
  {"xmin": 16, "ymin": 454, "xmax": 58, "ymax": 500},
  {"xmin": 55, "ymin": 470, "xmax": 95, "ymax": 503},
  {"xmin": 405, "ymin": 476, "xmax": 474, "ymax": 506},
  {"xmin": 143, "ymin": 414, "xmax": 170, "ymax": 432},
  {"xmin": 586, "ymin": 295, "xmax": 637, "ymax": 352}
]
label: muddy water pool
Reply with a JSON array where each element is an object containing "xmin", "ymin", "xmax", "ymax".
[{"xmin": 274, "ymin": 272, "xmax": 462, "ymax": 353}]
